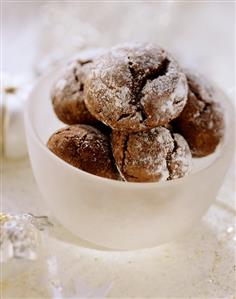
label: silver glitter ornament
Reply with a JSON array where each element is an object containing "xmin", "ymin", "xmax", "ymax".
[{"xmin": 0, "ymin": 213, "xmax": 52, "ymax": 281}]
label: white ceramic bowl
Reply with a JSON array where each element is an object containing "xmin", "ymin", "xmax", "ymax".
[{"xmin": 24, "ymin": 68, "xmax": 235, "ymax": 250}]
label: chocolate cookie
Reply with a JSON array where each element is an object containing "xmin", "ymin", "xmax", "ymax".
[
  {"xmin": 85, "ymin": 43, "xmax": 188, "ymax": 132},
  {"xmin": 173, "ymin": 72, "xmax": 224, "ymax": 157},
  {"xmin": 47, "ymin": 125, "xmax": 119, "ymax": 180},
  {"xmin": 51, "ymin": 49, "xmax": 105, "ymax": 125},
  {"xmin": 112, "ymin": 127, "xmax": 192, "ymax": 182}
]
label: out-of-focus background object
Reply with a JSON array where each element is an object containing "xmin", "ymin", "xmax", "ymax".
[
  {"xmin": 0, "ymin": 213, "xmax": 48, "ymax": 281},
  {"xmin": 0, "ymin": 73, "xmax": 32, "ymax": 159},
  {"xmin": 2, "ymin": 1, "xmax": 235, "ymax": 298}
]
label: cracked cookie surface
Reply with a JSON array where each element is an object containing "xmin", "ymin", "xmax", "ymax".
[
  {"xmin": 111, "ymin": 127, "xmax": 192, "ymax": 182},
  {"xmin": 85, "ymin": 43, "xmax": 188, "ymax": 132},
  {"xmin": 51, "ymin": 49, "xmax": 105, "ymax": 125},
  {"xmin": 47, "ymin": 125, "xmax": 119, "ymax": 180},
  {"xmin": 173, "ymin": 71, "xmax": 224, "ymax": 157}
]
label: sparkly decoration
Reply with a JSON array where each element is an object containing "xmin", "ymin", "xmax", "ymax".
[
  {"xmin": 0, "ymin": 213, "xmax": 52, "ymax": 263},
  {"xmin": 21, "ymin": 213, "xmax": 53, "ymax": 232}
]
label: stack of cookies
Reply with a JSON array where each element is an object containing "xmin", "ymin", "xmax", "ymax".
[{"xmin": 47, "ymin": 43, "xmax": 224, "ymax": 182}]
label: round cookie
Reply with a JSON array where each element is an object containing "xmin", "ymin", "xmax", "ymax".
[
  {"xmin": 85, "ymin": 43, "xmax": 188, "ymax": 132},
  {"xmin": 51, "ymin": 48, "xmax": 105, "ymax": 125},
  {"xmin": 47, "ymin": 125, "xmax": 119, "ymax": 180},
  {"xmin": 112, "ymin": 127, "xmax": 192, "ymax": 182},
  {"xmin": 173, "ymin": 72, "xmax": 224, "ymax": 157}
]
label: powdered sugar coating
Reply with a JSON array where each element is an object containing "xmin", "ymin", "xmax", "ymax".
[
  {"xmin": 51, "ymin": 48, "xmax": 105, "ymax": 125},
  {"xmin": 173, "ymin": 71, "xmax": 224, "ymax": 157},
  {"xmin": 112, "ymin": 127, "xmax": 192, "ymax": 182},
  {"xmin": 47, "ymin": 125, "xmax": 119, "ymax": 180},
  {"xmin": 167, "ymin": 133, "xmax": 192, "ymax": 180},
  {"xmin": 85, "ymin": 43, "xmax": 188, "ymax": 132}
]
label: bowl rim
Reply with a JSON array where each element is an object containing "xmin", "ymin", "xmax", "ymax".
[{"xmin": 24, "ymin": 67, "xmax": 234, "ymax": 190}]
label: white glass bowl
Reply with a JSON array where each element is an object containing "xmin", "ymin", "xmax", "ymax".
[{"xmin": 24, "ymin": 68, "xmax": 235, "ymax": 250}]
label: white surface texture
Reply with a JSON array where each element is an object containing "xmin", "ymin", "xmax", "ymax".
[
  {"xmin": 2, "ymin": 1, "xmax": 236, "ymax": 298},
  {"xmin": 2, "ymin": 158, "xmax": 236, "ymax": 298}
]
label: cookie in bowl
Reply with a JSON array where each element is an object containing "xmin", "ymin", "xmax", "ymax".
[
  {"xmin": 23, "ymin": 41, "xmax": 234, "ymax": 249},
  {"xmin": 51, "ymin": 49, "xmax": 105, "ymax": 125},
  {"xmin": 47, "ymin": 124, "xmax": 119, "ymax": 180},
  {"xmin": 173, "ymin": 71, "xmax": 224, "ymax": 157},
  {"xmin": 85, "ymin": 43, "xmax": 188, "ymax": 132},
  {"xmin": 111, "ymin": 127, "xmax": 192, "ymax": 182}
]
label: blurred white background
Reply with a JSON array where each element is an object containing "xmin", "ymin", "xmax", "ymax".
[{"xmin": 2, "ymin": 1, "xmax": 235, "ymax": 92}]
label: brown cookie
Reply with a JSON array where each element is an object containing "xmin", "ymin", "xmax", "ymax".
[
  {"xmin": 112, "ymin": 127, "xmax": 192, "ymax": 182},
  {"xmin": 85, "ymin": 43, "xmax": 188, "ymax": 132},
  {"xmin": 47, "ymin": 125, "xmax": 119, "ymax": 180},
  {"xmin": 173, "ymin": 72, "xmax": 224, "ymax": 157},
  {"xmin": 51, "ymin": 49, "xmax": 105, "ymax": 125}
]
